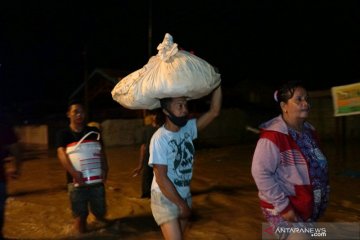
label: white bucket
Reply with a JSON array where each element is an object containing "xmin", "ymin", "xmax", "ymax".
[{"xmin": 66, "ymin": 131, "xmax": 103, "ymax": 185}]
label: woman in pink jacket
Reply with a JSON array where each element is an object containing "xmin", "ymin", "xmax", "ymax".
[{"xmin": 251, "ymin": 80, "xmax": 330, "ymax": 240}]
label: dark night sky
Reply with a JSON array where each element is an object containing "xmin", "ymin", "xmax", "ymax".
[{"xmin": 0, "ymin": 0, "xmax": 359, "ymax": 118}]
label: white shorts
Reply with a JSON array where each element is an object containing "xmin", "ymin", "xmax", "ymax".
[{"xmin": 150, "ymin": 190, "xmax": 192, "ymax": 226}]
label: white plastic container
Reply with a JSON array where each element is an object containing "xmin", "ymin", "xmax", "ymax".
[{"xmin": 66, "ymin": 131, "xmax": 103, "ymax": 185}]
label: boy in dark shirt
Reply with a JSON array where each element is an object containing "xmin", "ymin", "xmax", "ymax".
[
  {"xmin": 55, "ymin": 100, "xmax": 108, "ymax": 234},
  {"xmin": 132, "ymin": 109, "xmax": 164, "ymax": 198}
]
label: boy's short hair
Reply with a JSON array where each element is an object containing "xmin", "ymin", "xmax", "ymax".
[
  {"xmin": 68, "ymin": 98, "xmax": 83, "ymax": 106},
  {"xmin": 159, "ymin": 98, "xmax": 172, "ymax": 110},
  {"xmin": 67, "ymin": 98, "xmax": 84, "ymax": 109}
]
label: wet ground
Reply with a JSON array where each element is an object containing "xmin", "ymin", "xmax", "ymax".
[{"xmin": 3, "ymin": 142, "xmax": 360, "ymax": 239}]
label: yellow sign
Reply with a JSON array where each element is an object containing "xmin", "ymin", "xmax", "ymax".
[{"xmin": 331, "ymin": 82, "xmax": 360, "ymax": 116}]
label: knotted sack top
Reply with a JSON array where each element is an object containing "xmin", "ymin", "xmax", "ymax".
[{"xmin": 111, "ymin": 33, "xmax": 221, "ymax": 109}]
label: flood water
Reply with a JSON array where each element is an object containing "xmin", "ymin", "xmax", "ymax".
[{"xmin": 3, "ymin": 142, "xmax": 360, "ymax": 239}]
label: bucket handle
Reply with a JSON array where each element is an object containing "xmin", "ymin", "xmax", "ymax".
[{"xmin": 73, "ymin": 131, "xmax": 100, "ymax": 150}]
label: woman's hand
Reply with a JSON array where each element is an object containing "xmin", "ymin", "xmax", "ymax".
[{"xmin": 281, "ymin": 208, "xmax": 300, "ymax": 222}]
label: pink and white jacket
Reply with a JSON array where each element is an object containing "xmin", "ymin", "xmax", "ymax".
[{"xmin": 251, "ymin": 115, "xmax": 320, "ymax": 221}]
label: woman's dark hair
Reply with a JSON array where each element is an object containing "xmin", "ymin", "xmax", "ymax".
[{"xmin": 274, "ymin": 80, "xmax": 305, "ymax": 104}]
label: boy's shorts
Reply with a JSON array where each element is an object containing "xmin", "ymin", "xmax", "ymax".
[
  {"xmin": 68, "ymin": 183, "xmax": 106, "ymax": 219},
  {"xmin": 150, "ymin": 190, "xmax": 192, "ymax": 226}
]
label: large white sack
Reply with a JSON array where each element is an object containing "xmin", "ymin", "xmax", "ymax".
[{"xmin": 111, "ymin": 33, "xmax": 221, "ymax": 110}]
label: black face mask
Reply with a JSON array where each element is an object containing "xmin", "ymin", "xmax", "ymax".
[{"xmin": 167, "ymin": 112, "xmax": 188, "ymax": 127}]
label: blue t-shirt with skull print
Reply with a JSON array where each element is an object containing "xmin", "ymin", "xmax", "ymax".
[{"xmin": 149, "ymin": 119, "xmax": 197, "ymax": 199}]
